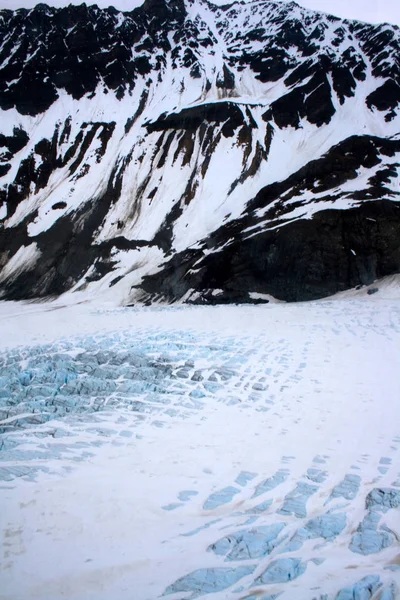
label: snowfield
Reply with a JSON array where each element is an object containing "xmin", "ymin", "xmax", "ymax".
[{"xmin": 1, "ymin": 280, "xmax": 400, "ymax": 600}]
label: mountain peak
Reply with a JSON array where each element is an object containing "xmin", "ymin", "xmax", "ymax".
[
  {"xmin": 142, "ymin": 0, "xmax": 187, "ymax": 18},
  {"xmin": 0, "ymin": 0, "xmax": 399, "ymax": 304}
]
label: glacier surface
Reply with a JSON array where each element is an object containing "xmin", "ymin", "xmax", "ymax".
[{"xmin": 1, "ymin": 296, "xmax": 400, "ymax": 600}]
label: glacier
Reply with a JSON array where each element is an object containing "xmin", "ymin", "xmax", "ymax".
[{"xmin": 1, "ymin": 287, "xmax": 400, "ymax": 600}]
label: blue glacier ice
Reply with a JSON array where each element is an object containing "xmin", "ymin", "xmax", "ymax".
[
  {"xmin": 162, "ymin": 502, "xmax": 183, "ymax": 511},
  {"xmin": 380, "ymin": 582, "xmax": 399, "ymax": 600},
  {"xmin": 0, "ymin": 464, "xmax": 49, "ymax": 481},
  {"xmin": 202, "ymin": 381, "xmax": 221, "ymax": 394},
  {"xmin": 278, "ymin": 481, "xmax": 318, "ymax": 518},
  {"xmin": 209, "ymin": 367, "xmax": 236, "ymax": 381},
  {"xmin": 0, "ymin": 339, "xmax": 189, "ymax": 440},
  {"xmin": 313, "ymin": 455, "xmax": 327, "ymax": 464},
  {"xmin": 328, "ymin": 474, "xmax": 361, "ymax": 502},
  {"xmin": 252, "ymin": 469, "xmax": 289, "ymax": 499},
  {"xmin": 306, "ymin": 468, "xmax": 328, "ymax": 483},
  {"xmin": 280, "ymin": 513, "xmax": 346, "ymax": 552},
  {"xmin": 366, "ymin": 488, "xmax": 400, "ymax": 511},
  {"xmin": 190, "ymin": 389, "xmax": 206, "ymax": 399},
  {"xmin": 349, "ymin": 510, "xmax": 394, "ymax": 555},
  {"xmin": 241, "ymin": 516, "xmax": 258, "ymax": 526},
  {"xmin": 208, "ymin": 523, "xmax": 286, "ymax": 560},
  {"xmin": 235, "ymin": 471, "xmax": 257, "ymax": 487},
  {"xmin": 246, "ymin": 499, "xmax": 273, "ymax": 514},
  {"xmin": 305, "ymin": 513, "xmax": 347, "ymax": 540},
  {"xmin": 178, "ymin": 490, "xmax": 198, "ymax": 501},
  {"xmin": 203, "ymin": 486, "xmax": 241, "ymax": 510},
  {"xmin": 181, "ymin": 519, "xmax": 222, "ymax": 537},
  {"xmin": 349, "ymin": 487, "xmax": 400, "ymax": 555},
  {"xmin": 176, "ymin": 368, "xmax": 191, "ymax": 379},
  {"xmin": 163, "ymin": 565, "xmax": 256, "ymax": 597},
  {"xmin": 2, "ymin": 330, "xmax": 236, "ymax": 480},
  {"xmin": 255, "ymin": 558, "xmax": 307, "ymax": 584},
  {"xmin": 335, "ymin": 575, "xmax": 382, "ymax": 599},
  {"xmin": 191, "ymin": 370, "xmax": 204, "ymax": 382}
]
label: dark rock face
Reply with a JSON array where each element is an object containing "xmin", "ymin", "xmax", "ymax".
[
  {"xmin": 0, "ymin": 1, "xmax": 178, "ymax": 114},
  {"xmin": 367, "ymin": 79, "xmax": 400, "ymax": 119},
  {"xmin": 145, "ymin": 102, "xmax": 246, "ymax": 134},
  {"xmin": 265, "ymin": 67, "xmax": 337, "ymax": 128},
  {"xmin": 249, "ymin": 135, "xmax": 400, "ymax": 214},
  {"xmin": 137, "ymin": 200, "xmax": 400, "ymax": 303},
  {"xmin": 0, "ymin": 0, "xmax": 399, "ymax": 304}
]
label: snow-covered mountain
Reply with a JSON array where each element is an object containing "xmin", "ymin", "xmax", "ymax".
[
  {"xmin": 1, "ymin": 294, "xmax": 400, "ymax": 600},
  {"xmin": 0, "ymin": 0, "xmax": 399, "ymax": 304}
]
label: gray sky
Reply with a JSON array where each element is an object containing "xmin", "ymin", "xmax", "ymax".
[
  {"xmin": 0, "ymin": 0, "xmax": 399, "ymax": 27},
  {"xmin": 288, "ymin": 0, "xmax": 400, "ymax": 26}
]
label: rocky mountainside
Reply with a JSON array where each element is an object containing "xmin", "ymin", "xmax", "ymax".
[{"xmin": 0, "ymin": 0, "xmax": 399, "ymax": 304}]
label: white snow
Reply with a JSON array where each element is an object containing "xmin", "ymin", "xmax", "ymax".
[
  {"xmin": 0, "ymin": 6, "xmax": 397, "ymax": 318},
  {"xmin": 1, "ymin": 280, "xmax": 400, "ymax": 599},
  {"xmin": 249, "ymin": 291, "xmax": 283, "ymax": 302},
  {"xmin": 0, "ymin": 242, "xmax": 41, "ymax": 284},
  {"xmin": 1, "ymin": 0, "xmax": 399, "ymax": 258},
  {"xmin": 0, "ymin": 4, "xmax": 400, "ymax": 593}
]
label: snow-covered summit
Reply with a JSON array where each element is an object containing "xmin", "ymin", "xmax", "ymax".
[{"xmin": 0, "ymin": 0, "xmax": 399, "ymax": 304}]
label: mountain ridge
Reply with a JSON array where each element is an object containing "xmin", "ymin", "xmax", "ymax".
[{"xmin": 0, "ymin": 0, "xmax": 399, "ymax": 303}]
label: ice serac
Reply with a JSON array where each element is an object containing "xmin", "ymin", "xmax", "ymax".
[{"xmin": 0, "ymin": 0, "xmax": 399, "ymax": 303}]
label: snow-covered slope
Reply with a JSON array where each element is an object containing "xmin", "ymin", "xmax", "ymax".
[
  {"xmin": 0, "ymin": 0, "xmax": 399, "ymax": 303},
  {"xmin": 1, "ymin": 295, "xmax": 400, "ymax": 599}
]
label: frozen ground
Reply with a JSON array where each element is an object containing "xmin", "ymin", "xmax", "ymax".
[{"xmin": 1, "ymin": 284, "xmax": 400, "ymax": 600}]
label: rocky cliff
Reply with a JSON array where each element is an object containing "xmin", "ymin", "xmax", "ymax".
[{"xmin": 0, "ymin": 0, "xmax": 399, "ymax": 303}]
